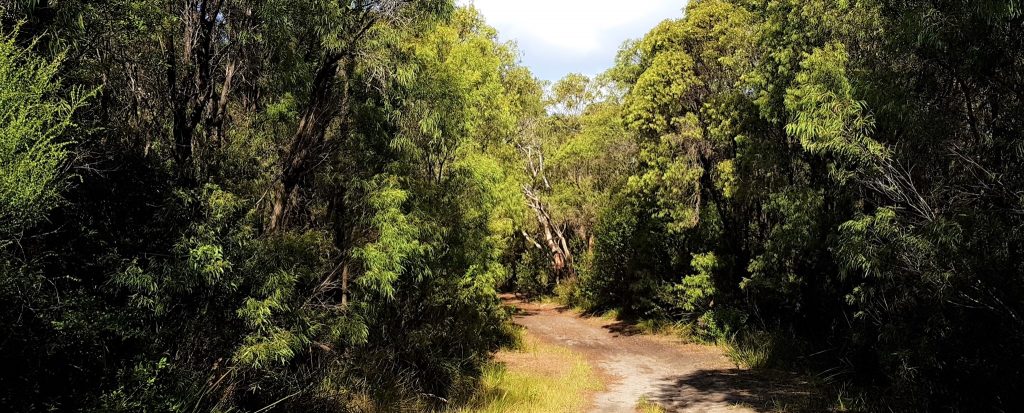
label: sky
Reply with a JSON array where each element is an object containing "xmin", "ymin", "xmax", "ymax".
[{"xmin": 459, "ymin": 0, "xmax": 687, "ymax": 82}]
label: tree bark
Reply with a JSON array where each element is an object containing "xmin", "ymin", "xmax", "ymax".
[
  {"xmin": 524, "ymin": 186, "xmax": 574, "ymax": 280},
  {"xmin": 268, "ymin": 53, "xmax": 351, "ymax": 232},
  {"xmin": 163, "ymin": 0, "xmax": 226, "ymax": 185}
]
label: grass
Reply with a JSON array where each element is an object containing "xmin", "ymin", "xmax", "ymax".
[
  {"xmin": 451, "ymin": 334, "xmax": 601, "ymax": 413},
  {"xmin": 598, "ymin": 308, "xmax": 620, "ymax": 320},
  {"xmin": 635, "ymin": 396, "xmax": 666, "ymax": 413},
  {"xmin": 722, "ymin": 332, "xmax": 776, "ymax": 369},
  {"xmin": 634, "ymin": 318, "xmax": 698, "ymax": 341}
]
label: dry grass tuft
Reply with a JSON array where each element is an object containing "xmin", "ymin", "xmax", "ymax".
[{"xmin": 451, "ymin": 335, "xmax": 601, "ymax": 413}]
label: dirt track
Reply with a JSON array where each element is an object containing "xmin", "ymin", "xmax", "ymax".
[{"xmin": 505, "ymin": 296, "xmax": 813, "ymax": 413}]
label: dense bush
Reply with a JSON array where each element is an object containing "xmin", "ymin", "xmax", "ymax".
[{"xmin": 1, "ymin": 2, "xmax": 535, "ymax": 411}]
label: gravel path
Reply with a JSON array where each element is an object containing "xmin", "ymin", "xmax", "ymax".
[{"xmin": 505, "ymin": 296, "xmax": 811, "ymax": 413}]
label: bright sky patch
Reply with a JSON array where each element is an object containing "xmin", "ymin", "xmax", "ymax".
[{"xmin": 462, "ymin": 0, "xmax": 685, "ymax": 81}]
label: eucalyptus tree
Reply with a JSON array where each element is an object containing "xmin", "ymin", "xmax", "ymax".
[{"xmin": 512, "ymin": 72, "xmax": 637, "ymax": 292}]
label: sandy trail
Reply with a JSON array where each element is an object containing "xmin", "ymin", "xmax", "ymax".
[{"xmin": 504, "ymin": 296, "xmax": 811, "ymax": 413}]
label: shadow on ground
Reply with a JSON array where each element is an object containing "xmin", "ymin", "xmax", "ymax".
[
  {"xmin": 510, "ymin": 307, "xmax": 541, "ymax": 316},
  {"xmin": 600, "ymin": 320, "xmax": 645, "ymax": 337},
  {"xmin": 650, "ymin": 368, "xmax": 820, "ymax": 412}
]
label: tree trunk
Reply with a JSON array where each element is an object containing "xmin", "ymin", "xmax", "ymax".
[
  {"xmin": 341, "ymin": 261, "xmax": 350, "ymax": 308},
  {"xmin": 163, "ymin": 0, "xmax": 226, "ymax": 186},
  {"xmin": 524, "ymin": 186, "xmax": 574, "ymax": 281},
  {"xmin": 267, "ymin": 53, "xmax": 351, "ymax": 232}
]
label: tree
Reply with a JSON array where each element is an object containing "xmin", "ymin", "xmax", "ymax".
[{"xmin": 267, "ymin": 0, "xmax": 451, "ymax": 232}]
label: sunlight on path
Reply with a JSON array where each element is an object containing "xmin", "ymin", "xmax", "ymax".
[{"xmin": 502, "ymin": 296, "xmax": 812, "ymax": 413}]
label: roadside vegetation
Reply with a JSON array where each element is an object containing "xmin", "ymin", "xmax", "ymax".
[
  {"xmin": 636, "ymin": 397, "xmax": 667, "ymax": 413},
  {"xmin": 453, "ymin": 332, "xmax": 601, "ymax": 413}
]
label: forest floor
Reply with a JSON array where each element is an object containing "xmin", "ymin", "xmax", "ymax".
[{"xmin": 500, "ymin": 295, "xmax": 819, "ymax": 413}]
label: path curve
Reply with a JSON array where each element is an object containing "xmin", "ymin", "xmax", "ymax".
[{"xmin": 505, "ymin": 296, "xmax": 810, "ymax": 413}]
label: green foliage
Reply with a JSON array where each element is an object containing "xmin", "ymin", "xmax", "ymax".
[
  {"xmin": 663, "ymin": 252, "xmax": 718, "ymax": 314},
  {"xmin": 353, "ymin": 175, "xmax": 423, "ymax": 299},
  {"xmin": 0, "ymin": 28, "xmax": 88, "ymax": 236},
  {"xmin": 785, "ymin": 43, "xmax": 881, "ymax": 164},
  {"xmin": 627, "ymin": 113, "xmax": 705, "ymax": 234},
  {"xmin": 1, "ymin": 2, "xmax": 534, "ymax": 411}
]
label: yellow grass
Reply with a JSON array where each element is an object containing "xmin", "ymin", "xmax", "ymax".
[
  {"xmin": 636, "ymin": 396, "xmax": 667, "ymax": 413},
  {"xmin": 452, "ymin": 335, "xmax": 601, "ymax": 413}
]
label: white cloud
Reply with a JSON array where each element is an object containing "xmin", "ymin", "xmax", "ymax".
[
  {"xmin": 466, "ymin": 0, "xmax": 678, "ymax": 54},
  {"xmin": 460, "ymin": 0, "xmax": 685, "ymax": 81}
]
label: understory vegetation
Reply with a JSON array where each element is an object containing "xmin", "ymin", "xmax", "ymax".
[
  {"xmin": 2, "ymin": 0, "xmax": 1023, "ymax": 411},
  {"xmin": 452, "ymin": 332, "xmax": 601, "ymax": 413}
]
